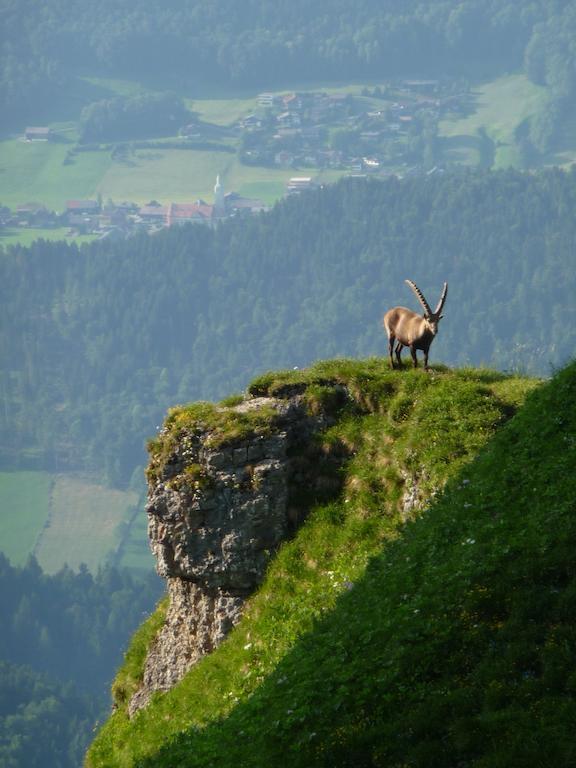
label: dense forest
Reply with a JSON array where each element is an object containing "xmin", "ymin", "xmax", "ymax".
[
  {"xmin": 79, "ymin": 92, "xmax": 192, "ymax": 142},
  {"xmin": 0, "ymin": 554, "xmax": 162, "ymax": 767},
  {"xmin": 1, "ymin": 0, "xmax": 576, "ymax": 127},
  {"xmin": 0, "ymin": 661, "xmax": 96, "ymax": 768},
  {"xmin": 1, "ymin": 168, "xmax": 575, "ymax": 486}
]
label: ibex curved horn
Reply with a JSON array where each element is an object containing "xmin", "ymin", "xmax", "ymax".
[
  {"xmin": 434, "ymin": 282, "xmax": 448, "ymax": 316},
  {"xmin": 405, "ymin": 279, "xmax": 432, "ymax": 317}
]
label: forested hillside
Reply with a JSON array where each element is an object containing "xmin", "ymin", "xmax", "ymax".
[
  {"xmin": 0, "ymin": 661, "xmax": 96, "ymax": 768},
  {"xmin": 1, "ymin": 0, "xmax": 575, "ymax": 127},
  {"xmin": 0, "ymin": 554, "xmax": 162, "ymax": 767},
  {"xmin": 1, "ymin": 168, "xmax": 575, "ymax": 485}
]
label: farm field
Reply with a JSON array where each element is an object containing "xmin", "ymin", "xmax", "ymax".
[
  {"xmin": 35, "ymin": 474, "xmax": 138, "ymax": 573},
  {"xmin": 94, "ymin": 148, "xmax": 314, "ymax": 206},
  {"xmin": 0, "ymin": 138, "xmax": 110, "ymax": 210},
  {"xmin": 438, "ymin": 74, "xmax": 550, "ymax": 167},
  {"xmin": 0, "ymin": 470, "xmax": 144, "ymax": 573},
  {"xmin": 0, "ymin": 137, "xmax": 334, "ymax": 214},
  {"xmin": 191, "ymin": 95, "xmax": 259, "ymax": 126},
  {"xmin": 116, "ymin": 506, "xmax": 155, "ymax": 574},
  {"xmin": 0, "ymin": 227, "xmax": 98, "ymax": 247},
  {"xmin": 0, "ymin": 471, "xmax": 52, "ymax": 566}
]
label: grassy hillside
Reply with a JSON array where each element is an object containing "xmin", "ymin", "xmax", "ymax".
[
  {"xmin": 438, "ymin": 74, "xmax": 549, "ymax": 168},
  {"xmin": 84, "ymin": 357, "xmax": 576, "ymax": 768}
]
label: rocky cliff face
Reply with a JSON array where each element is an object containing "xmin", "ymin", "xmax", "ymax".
[{"xmin": 129, "ymin": 387, "xmax": 347, "ymax": 715}]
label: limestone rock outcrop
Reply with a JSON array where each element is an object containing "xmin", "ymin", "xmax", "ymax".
[{"xmin": 129, "ymin": 388, "xmax": 347, "ymax": 715}]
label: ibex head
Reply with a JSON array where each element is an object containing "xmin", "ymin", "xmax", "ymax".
[
  {"xmin": 405, "ymin": 279, "xmax": 448, "ymax": 336},
  {"xmin": 383, "ymin": 279, "xmax": 448, "ymax": 370}
]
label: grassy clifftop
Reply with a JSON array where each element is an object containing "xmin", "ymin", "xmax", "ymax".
[{"xmin": 88, "ymin": 359, "xmax": 576, "ymax": 767}]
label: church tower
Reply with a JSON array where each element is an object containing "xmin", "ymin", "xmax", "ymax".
[{"xmin": 214, "ymin": 174, "xmax": 225, "ymax": 216}]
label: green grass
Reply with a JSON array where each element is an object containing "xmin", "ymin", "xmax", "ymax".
[
  {"xmin": 117, "ymin": 506, "xmax": 157, "ymax": 574},
  {"xmin": 0, "ymin": 134, "xmax": 300, "ymax": 213},
  {"xmin": 0, "ymin": 471, "xmax": 52, "ymax": 566},
  {"xmin": 235, "ymin": 168, "xmax": 343, "ymax": 204},
  {"xmin": 439, "ymin": 74, "xmax": 549, "ymax": 168},
  {"xmin": 0, "ymin": 227, "xmax": 98, "ymax": 248},
  {"xmin": 147, "ymin": 397, "xmax": 279, "ymax": 482},
  {"xmin": 34, "ymin": 475, "xmax": 138, "ymax": 574},
  {"xmin": 0, "ymin": 139, "xmax": 111, "ymax": 211},
  {"xmin": 96, "ymin": 150, "xmax": 337, "ymax": 206},
  {"xmin": 81, "ymin": 76, "xmax": 257, "ymax": 125},
  {"xmin": 191, "ymin": 97, "xmax": 259, "ymax": 126},
  {"xmin": 81, "ymin": 77, "xmax": 150, "ymax": 99},
  {"xmin": 88, "ymin": 360, "xmax": 550, "ymax": 768},
  {"xmin": 111, "ymin": 597, "xmax": 169, "ymax": 708},
  {"xmin": 97, "ymin": 149, "xmax": 236, "ymax": 204}
]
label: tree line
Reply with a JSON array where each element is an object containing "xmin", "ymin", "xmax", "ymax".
[
  {"xmin": 1, "ymin": 0, "xmax": 576, "ymax": 127},
  {"xmin": 1, "ymin": 168, "xmax": 576, "ymax": 487},
  {"xmin": 0, "ymin": 660, "xmax": 96, "ymax": 768},
  {"xmin": 79, "ymin": 92, "xmax": 192, "ymax": 142},
  {"xmin": 0, "ymin": 553, "xmax": 162, "ymax": 767}
]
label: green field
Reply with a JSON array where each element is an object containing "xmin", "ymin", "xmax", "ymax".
[
  {"xmin": 0, "ymin": 227, "xmax": 98, "ymax": 248},
  {"xmin": 0, "ymin": 138, "xmax": 110, "ymax": 210},
  {"xmin": 117, "ymin": 507, "xmax": 155, "ymax": 574},
  {"xmin": 95, "ymin": 148, "xmax": 341, "ymax": 205},
  {"xmin": 439, "ymin": 74, "xmax": 550, "ymax": 168},
  {"xmin": 0, "ymin": 471, "xmax": 52, "ymax": 566},
  {"xmin": 0, "ymin": 471, "xmax": 144, "ymax": 573},
  {"xmin": 0, "ymin": 138, "xmax": 332, "ymax": 212},
  {"xmin": 191, "ymin": 96, "xmax": 259, "ymax": 126},
  {"xmin": 82, "ymin": 77, "xmax": 148, "ymax": 100},
  {"xmin": 35, "ymin": 474, "xmax": 138, "ymax": 573}
]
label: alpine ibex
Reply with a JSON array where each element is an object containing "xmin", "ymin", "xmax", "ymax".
[{"xmin": 383, "ymin": 279, "xmax": 448, "ymax": 370}]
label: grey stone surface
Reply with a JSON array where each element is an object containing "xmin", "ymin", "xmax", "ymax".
[
  {"xmin": 128, "ymin": 578, "xmax": 244, "ymax": 716},
  {"xmin": 129, "ymin": 392, "xmax": 343, "ymax": 715}
]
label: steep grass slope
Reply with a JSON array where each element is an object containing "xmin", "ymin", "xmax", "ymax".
[{"xmin": 87, "ymin": 359, "xmax": 576, "ymax": 767}]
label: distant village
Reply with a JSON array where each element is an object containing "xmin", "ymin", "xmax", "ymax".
[
  {"xmin": 0, "ymin": 175, "xmax": 280, "ymax": 241},
  {"xmin": 3, "ymin": 79, "xmax": 469, "ymax": 241},
  {"xmin": 234, "ymin": 79, "xmax": 468, "ymax": 173}
]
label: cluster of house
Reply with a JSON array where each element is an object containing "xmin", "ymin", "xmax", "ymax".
[
  {"xmin": 238, "ymin": 80, "xmax": 463, "ymax": 173},
  {"xmin": 2, "ymin": 176, "xmax": 276, "ymax": 239}
]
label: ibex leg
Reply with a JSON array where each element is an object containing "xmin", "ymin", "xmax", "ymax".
[
  {"xmin": 394, "ymin": 341, "xmax": 403, "ymax": 368},
  {"xmin": 423, "ymin": 351, "xmax": 429, "ymax": 371},
  {"xmin": 410, "ymin": 345, "xmax": 418, "ymax": 368},
  {"xmin": 388, "ymin": 335, "xmax": 396, "ymax": 369}
]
